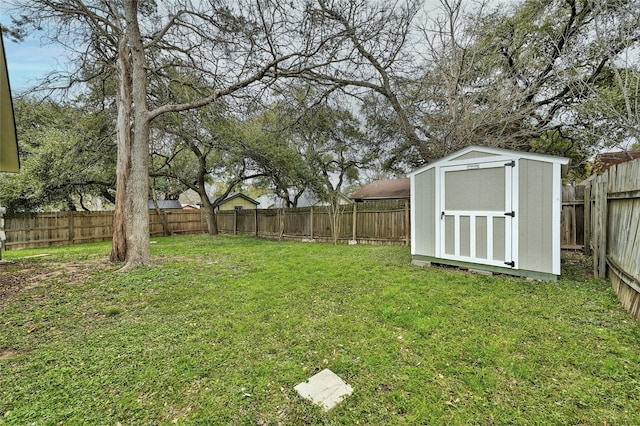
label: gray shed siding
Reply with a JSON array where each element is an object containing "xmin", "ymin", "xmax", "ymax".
[
  {"xmin": 518, "ymin": 159, "xmax": 554, "ymax": 273},
  {"xmin": 409, "ymin": 146, "xmax": 568, "ymax": 280},
  {"xmin": 412, "ymin": 168, "xmax": 436, "ymax": 256}
]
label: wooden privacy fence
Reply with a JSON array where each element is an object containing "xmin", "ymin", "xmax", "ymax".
[
  {"xmin": 585, "ymin": 158, "xmax": 640, "ymax": 319},
  {"xmin": 560, "ymin": 184, "xmax": 585, "ymax": 249},
  {"xmin": 3, "ymin": 200, "xmax": 410, "ymax": 250},
  {"xmin": 4, "ymin": 209, "xmax": 206, "ymax": 250},
  {"xmin": 5, "ymin": 195, "xmax": 586, "ymax": 250},
  {"xmin": 215, "ymin": 199, "xmax": 410, "ymax": 244}
]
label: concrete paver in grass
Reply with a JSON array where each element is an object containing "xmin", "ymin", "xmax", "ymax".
[{"xmin": 294, "ymin": 368, "xmax": 353, "ymax": 411}]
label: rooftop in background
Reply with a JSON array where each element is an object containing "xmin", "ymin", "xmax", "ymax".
[
  {"xmin": 350, "ymin": 178, "xmax": 410, "ymax": 202},
  {"xmin": 594, "ymin": 150, "xmax": 640, "ymax": 174}
]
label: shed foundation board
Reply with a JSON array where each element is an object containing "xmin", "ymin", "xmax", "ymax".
[
  {"xmin": 468, "ymin": 268, "xmax": 494, "ymax": 276},
  {"xmin": 412, "ymin": 255, "xmax": 558, "ymax": 281},
  {"xmin": 411, "ymin": 259, "xmax": 431, "ymax": 268}
]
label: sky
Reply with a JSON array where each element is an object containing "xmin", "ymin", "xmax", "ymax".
[
  {"xmin": 3, "ymin": 35, "xmax": 66, "ymax": 93},
  {"xmin": 1, "ymin": 0, "xmax": 454, "ymax": 94}
]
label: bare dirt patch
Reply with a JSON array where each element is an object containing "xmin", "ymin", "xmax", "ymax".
[
  {"xmin": 0, "ymin": 260, "xmax": 110, "ymax": 308},
  {"xmin": 0, "ymin": 348, "xmax": 18, "ymax": 360}
]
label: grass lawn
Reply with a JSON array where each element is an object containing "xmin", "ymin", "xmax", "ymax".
[{"xmin": 1, "ymin": 235, "xmax": 639, "ymax": 425}]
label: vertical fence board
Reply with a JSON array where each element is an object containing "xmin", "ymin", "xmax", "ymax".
[{"xmin": 586, "ymin": 158, "xmax": 640, "ymax": 318}]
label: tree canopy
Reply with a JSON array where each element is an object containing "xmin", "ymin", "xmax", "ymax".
[{"xmin": 2, "ymin": 0, "xmax": 639, "ymax": 268}]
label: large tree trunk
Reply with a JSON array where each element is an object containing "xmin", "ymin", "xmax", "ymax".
[
  {"xmin": 151, "ymin": 185, "xmax": 173, "ymax": 237},
  {"xmin": 110, "ymin": 35, "xmax": 132, "ymax": 263},
  {"xmin": 119, "ymin": 0, "xmax": 151, "ymax": 270},
  {"xmin": 199, "ymin": 192, "xmax": 218, "ymax": 235}
]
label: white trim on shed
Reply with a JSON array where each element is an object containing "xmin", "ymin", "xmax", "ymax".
[{"xmin": 408, "ymin": 146, "xmax": 569, "ymax": 280}]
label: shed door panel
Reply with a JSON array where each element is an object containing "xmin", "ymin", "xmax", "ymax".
[{"xmin": 440, "ymin": 161, "xmax": 516, "ymax": 268}]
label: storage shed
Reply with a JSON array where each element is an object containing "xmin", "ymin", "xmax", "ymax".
[{"xmin": 408, "ymin": 146, "xmax": 569, "ymax": 281}]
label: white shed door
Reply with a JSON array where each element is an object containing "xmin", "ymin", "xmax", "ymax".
[{"xmin": 439, "ymin": 160, "xmax": 517, "ymax": 269}]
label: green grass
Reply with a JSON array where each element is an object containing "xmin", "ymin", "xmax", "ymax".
[{"xmin": 1, "ymin": 235, "xmax": 639, "ymax": 425}]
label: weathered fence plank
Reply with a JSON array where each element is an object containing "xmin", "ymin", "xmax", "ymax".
[
  {"xmin": 586, "ymin": 158, "xmax": 640, "ymax": 318},
  {"xmin": 561, "ymin": 184, "xmax": 585, "ymax": 249},
  {"xmin": 5, "ymin": 201, "xmax": 413, "ymax": 250},
  {"xmin": 5, "ymin": 189, "xmax": 592, "ymax": 255}
]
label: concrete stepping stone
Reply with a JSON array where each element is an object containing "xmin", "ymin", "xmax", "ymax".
[{"xmin": 294, "ymin": 368, "xmax": 353, "ymax": 411}]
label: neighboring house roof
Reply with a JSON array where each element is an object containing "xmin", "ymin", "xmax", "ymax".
[
  {"xmin": 148, "ymin": 200, "xmax": 183, "ymax": 209},
  {"xmin": 217, "ymin": 192, "xmax": 259, "ymax": 206},
  {"xmin": 350, "ymin": 178, "xmax": 410, "ymax": 201},
  {"xmin": 593, "ymin": 149, "xmax": 640, "ymax": 174}
]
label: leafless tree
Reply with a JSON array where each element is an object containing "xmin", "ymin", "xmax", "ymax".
[
  {"xmin": 571, "ymin": 0, "xmax": 640, "ymax": 151},
  {"xmin": 6, "ymin": 0, "xmax": 335, "ymax": 270},
  {"xmin": 293, "ymin": 0, "xmax": 640, "ymax": 167}
]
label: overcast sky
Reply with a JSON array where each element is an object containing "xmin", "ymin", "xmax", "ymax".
[{"xmin": 0, "ymin": 0, "xmax": 465, "ymax": 93}]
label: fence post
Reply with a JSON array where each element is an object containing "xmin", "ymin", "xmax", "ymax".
[
  {"xmin": 352, "ymin": 203, "xmax": 357, "ymax": 242},
  {"xmin": 68, "ymin": 211, "xmax": 74, "ymax": 244},
  {"xmin": 234, "ymin": 209, "xmax": 238, "ymax": 235},
  {"xmin": 583, "ymin": 182, "xmax": 591, "ymax": 256},
  {"xmin": 310, "ymin": 206, "xmax": 314, "ymax": 239},
  {"xmin": 594, "ymin": 176, "xmax": 608, "ymax": 278},
  {"xmin": 255, "ymin": 209, "xmax": 258, "ymax": 237}
]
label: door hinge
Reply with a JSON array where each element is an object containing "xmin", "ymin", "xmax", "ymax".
[
  {"xmin": 505, "ymin": 160, "xmax": 515, "ymax": 167},
  {"xmin": 504, "ymin": 211, "xmax": 515, "ymax": 217},
  {"xmin": 504, "ymin": 261, "xmax": 515, "ymax": 268}
]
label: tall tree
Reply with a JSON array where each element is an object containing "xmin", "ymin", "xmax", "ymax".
[
  {"xmin": 151, "ymin": 105, "xmax": 266, "ymax": 235},
  {"xmin": 572, "ymin": 0, "xmax": 640, "ymax": 151},
  {"xmin": 0, "ymin": 98, "xmax": 115, "ymax": 212},
  {"xmin": 237, "ymin": 109, "xmax": 311, "ymax": 209},
  {"xmin": 6, "ymin": 0, "xmax": 331, "ymax": 270},
  {"xmin": 414, "ymin": 0, "xmax": 640, "ymax": 159},
  {"xmin": 296, "ymin": 0, "xmax": 640, "ymax": 169}
]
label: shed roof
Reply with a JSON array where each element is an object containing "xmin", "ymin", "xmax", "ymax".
[
  {"xmin": 351, "ymin": 178, "xmax": 410, "ymax": 201},
  {"xmin": 408, "ymin": 145, "xmax": 569, "ymax": 177}
]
